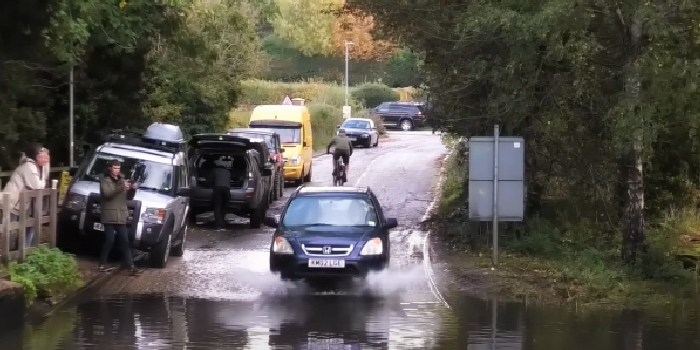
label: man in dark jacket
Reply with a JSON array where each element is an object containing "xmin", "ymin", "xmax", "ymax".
[
  {"xmin": 98, "ymin": 160, "xmax": 142, "ymax": 275},
  {"xmin": 207, "ymin": 162, "xmax": 231, "ymax": 230}
]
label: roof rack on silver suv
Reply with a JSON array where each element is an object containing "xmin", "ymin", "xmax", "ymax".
[{"xmin": 104, "ymin": 123, "xmax": 186, "ymax": 153}]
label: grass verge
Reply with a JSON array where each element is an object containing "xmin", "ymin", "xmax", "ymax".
[
  {"xmin": 2, "ymin": 246, "xmax": 84, "ymax": 307},
  {"xmin": 432, "ymin": 138, "xmax": 699, "ymax": 307}
]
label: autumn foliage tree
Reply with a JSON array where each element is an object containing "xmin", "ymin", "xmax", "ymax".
[{"xmin": 331, "ymin": 10, "xmax": 394, "ymax": 60}]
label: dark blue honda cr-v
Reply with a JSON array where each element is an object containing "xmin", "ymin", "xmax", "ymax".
[{"xmin": 264, "ymin": 186, "xmax": 399, "ymax": 281}]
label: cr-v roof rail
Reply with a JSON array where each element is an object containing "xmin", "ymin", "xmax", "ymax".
[{"xmin": 104, "ymin": 123, "xmax": 187, "ymax": 154}]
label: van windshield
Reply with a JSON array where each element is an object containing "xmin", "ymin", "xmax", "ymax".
[
  {"xmin": 82, "ymin": 152, "xmax": 174, "ymax": 194},
  {"xmin": 252, "ymin": 126, "xmax": 301, "ymax": 144}
]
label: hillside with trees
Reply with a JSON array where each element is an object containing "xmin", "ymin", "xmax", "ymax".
[{"xmin": 0, "ymin": 0, "xmax": 420, "ymax": 170}]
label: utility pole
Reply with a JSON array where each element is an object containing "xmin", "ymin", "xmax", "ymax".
[
  {"xmin": 69, "ymin": 66, "xmax": 74, "ymax": 167},
  {"xmin": 343, "ymin": 41, "xmax": 354, "ymax": 118},
  {"xmin": 492, "ymin": 124, "xmax": 500, "ymax": 265}
]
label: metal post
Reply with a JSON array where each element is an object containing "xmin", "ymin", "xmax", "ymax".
[
  {"xmin": 344, "ymin": 41, "xmax": 350, "ymax": 106},
  {"xmin": 69, "ymin": 66, "xmax": 74, "ymax": 167},
  {"xmin": 492, "ymin": 124, "xmax": 500, "ymax": 265},
  {"xmin": 491, "ymin": 298, "xmax": 497, "ymax": 350}
]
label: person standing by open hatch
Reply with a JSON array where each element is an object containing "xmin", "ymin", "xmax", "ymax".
[
  {"xmin": 98, "ymin": 159, "xmax": 142, "ymax": 275},
  {"xmin": 208, "ymin": 160, "xmax": 231, "ymax": 231}
]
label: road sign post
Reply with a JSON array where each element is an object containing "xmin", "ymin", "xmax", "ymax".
[{"xmin": 468, "ymin": 125, "xmax": 525, "ymax": 265}]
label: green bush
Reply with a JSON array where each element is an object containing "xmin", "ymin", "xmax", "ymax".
[
  {"xmin": 239, "ymin": 80, "xmax": 348, "ymax": 108},
  {"xmin": 7, "ymin": 247, "xmax": 84, "ymax": 305},
  {"xmin": 351, "ymin": 83, "xmax": 400, "ymax": 109},
  {"xmin": 308, "ymin": 103, "xmax": 344, "ymax": 151},
  {"xmin": 384, "ymin": 49, "xmax": 423, "ymax": 88}
]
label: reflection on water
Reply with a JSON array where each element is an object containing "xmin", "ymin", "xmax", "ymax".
[
  {"xmin": 437, "ymin": 296, "xmax": 700, "ymax": 350},
  {"xmin": 3, "ymin": 293, "xmax": 700, "ymax": 349},
  {"xmin": 4, "ymin": 293, "xmax": 442, "ymax": 350}
]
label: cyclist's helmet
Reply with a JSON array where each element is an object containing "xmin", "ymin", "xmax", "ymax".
[{"xmin": 338, "ymin": 128, "xmax": 346, "ymax": 134}]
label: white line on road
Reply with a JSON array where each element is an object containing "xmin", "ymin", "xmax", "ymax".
[{"xmin": 420, "ymin": 151, "xmax": 452, "ymax": 309}]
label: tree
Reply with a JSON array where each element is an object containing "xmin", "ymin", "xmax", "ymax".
[
  {"xmin": 348, "ymin": 0, "xmax": 700, "ymax": 263},
  {"xmin": 330, "ymin": 10, "xmax": 395, "ymax": 60},
  {"xmin": 271, "ymin": 0, "xmax": 343, "ymax": 56},
  {"xmin": 0, "ymin": 0, "xmax": 261, "ymax": 168}
]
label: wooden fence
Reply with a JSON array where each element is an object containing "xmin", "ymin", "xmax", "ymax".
[
  {"xmin": 0, "ymin": 189, "xmax": 59, "ymax": 264},
  {"xmin": 0, "ymin": 166, "xmax": 71, "ymax": 188}
]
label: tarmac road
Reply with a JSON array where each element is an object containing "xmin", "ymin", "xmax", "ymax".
[{"xmin": 41, "ymin": 131, "xmax": 452, "ymax": 349}]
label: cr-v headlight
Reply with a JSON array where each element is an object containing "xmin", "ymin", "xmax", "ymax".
[
  {"xmin": 360, "ymin": 238, "xmax": 383, "ymax": 255},
  {"xmin": 272, "ymin": 236, "xmax": 294, "ymax": 254},
  {"xmin": 64, "ymin": 193, "xmax": 86, "ymax": 211}
]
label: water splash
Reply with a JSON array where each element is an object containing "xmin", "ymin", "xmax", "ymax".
[{"xmin": 360, "ymin": 264, "xmax": 429, "ymax": 296}]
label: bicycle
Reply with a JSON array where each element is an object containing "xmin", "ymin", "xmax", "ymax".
[{"xmin": 334, "ymin": 157, "xmax": 346, "ymax": 186}]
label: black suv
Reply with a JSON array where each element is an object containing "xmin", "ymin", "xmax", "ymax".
[
  {"xmin": 228, "ymin": 128, "xmax": 285, "ymax": 202},
  {"xmin": 371, "ymin": 102, "xmax": 426, "ymax": 131},
  {"xmin": 186, "ymin": 134, "xmax": 272, "ymax": 228}
]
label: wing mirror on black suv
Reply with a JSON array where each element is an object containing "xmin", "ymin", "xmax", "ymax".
[
  {"xmin": 384, "ymin": 217, "xmax": 398, "ymax": 229},
  {"xmin": 263, "ymin": 215, "xmax": 279, "ymax": 228}
]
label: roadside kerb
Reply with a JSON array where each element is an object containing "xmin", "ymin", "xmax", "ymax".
[{"xmin": 40, "ymin": 258, "xmax": 121, "ymax": 318}]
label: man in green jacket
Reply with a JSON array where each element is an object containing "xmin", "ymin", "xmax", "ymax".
[
  {"xmin": 326, "ymin": 128, "xmax": 353, "ymax": 180},
  {"xmin": 98, "ymin": 160, "xmax": 142, "ymax": 275}
]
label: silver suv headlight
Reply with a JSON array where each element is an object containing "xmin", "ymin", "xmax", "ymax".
[
  {"xmin": 64, "ymin": 193, "xmax": 86, "ymax": 211},
  {"xmin": 141, "ymin": 208, "xmax": 166, "ymax": 224}
]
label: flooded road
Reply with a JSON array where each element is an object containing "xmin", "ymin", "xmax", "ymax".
[
  {"xmin": 3, "ymin": 131, "xmax": 700, "ymax": 349},
  {"xmin": 6, "ymin": 292, "xmax": 700, "ymax": 349}
]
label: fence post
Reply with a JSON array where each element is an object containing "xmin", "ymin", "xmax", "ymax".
[
  {"xmin": 18, "ymin": 192, "xmax": 27, "ymax": 262},
  {"xmin": 1, "ymin": 193, "xmax": 10, "ymax": 264},
  {"xmin": 49, "ymin": 189, "xmax": 57, "ymax": 247},
  {"xmin": 34, "ymin": 189, "xmax": 42, "ymax": 248}
]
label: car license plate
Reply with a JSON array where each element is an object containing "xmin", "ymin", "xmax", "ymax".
[
  {"xmin": 93, "ymin": 222, "xmax": 104, "ymax": 231},
  {"xmin": 349, "ymin": 137, "xmax": 356, "ymax": 141},
  {"xmin": 308, "ymin": 259, "xmax": 345, "ymax": 268}
]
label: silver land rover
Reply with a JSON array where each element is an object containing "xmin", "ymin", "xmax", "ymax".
[{"xmin": 58, "ymin": 123, "xmax": 190, "ymax": 268}]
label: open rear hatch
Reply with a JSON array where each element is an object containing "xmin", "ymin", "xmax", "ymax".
[{"xmin": 188, "ymin": 134, "xmax": 254, "ymax": 189}]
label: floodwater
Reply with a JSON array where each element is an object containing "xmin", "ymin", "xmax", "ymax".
[
  {"xmin": 3, "ymin": 292, "xmax": 700, "ymax": 349},
  {"xmin": 3, "ymin": 131, "xmax": 699, "ymax": 349}
]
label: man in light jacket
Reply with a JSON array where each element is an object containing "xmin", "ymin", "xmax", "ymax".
[{"xmin": 1, "ymin": 143, "xmax": 49, "ymax": 248}]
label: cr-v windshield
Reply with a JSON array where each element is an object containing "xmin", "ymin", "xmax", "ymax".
[
  {"xmin": 255, "ymin": 127, "xmax": 301, "ymax": 144},
  {"xmin": 281, "ymin": 196, "xmax": 379, "ymax": 228},
  {"xmin": 82, "ymin": 152, "xmax": 174, "ymax": 194}
]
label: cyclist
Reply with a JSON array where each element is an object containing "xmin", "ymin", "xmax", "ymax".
[{"xmin": 326, "ymin": 128, "xmax": 353, "ymax": 180}]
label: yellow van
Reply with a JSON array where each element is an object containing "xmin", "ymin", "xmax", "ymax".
[{"xmin": 249, "ymin": 105, "xmax": 313, "ymax": 186}]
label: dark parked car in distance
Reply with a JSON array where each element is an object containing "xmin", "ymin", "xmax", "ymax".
[
  {"xmin": 265, "ymin": 186, "xmax": 398, "ymax": 282},
  {"xmin": 371, "ymin": 101, "xmax": 426, "ymax": 131}
]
